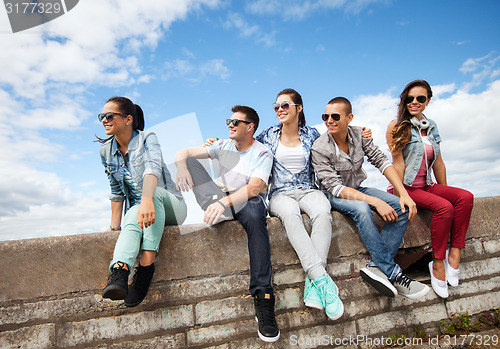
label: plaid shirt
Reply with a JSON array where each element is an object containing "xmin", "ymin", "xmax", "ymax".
[{"xmin": 256, "ymin": 125, "xmax": 321, "ymax": 199}]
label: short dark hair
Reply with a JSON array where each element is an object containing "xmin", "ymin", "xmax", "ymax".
[
  {"xmin": 327, "ymin": 96, "xmax": 352, "ymax": 115},
  {"xmin": 231, "ymin": 105, "xmax": 259, "ymax": 134}
]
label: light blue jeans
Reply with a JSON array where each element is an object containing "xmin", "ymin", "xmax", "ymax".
[
  {"xmin": 110, "ymin": 187, "xmax": 187, "ymax": 271},
  {"xmin": 328, "ymin": 187, "xmax": 408, "ymax": 281}
]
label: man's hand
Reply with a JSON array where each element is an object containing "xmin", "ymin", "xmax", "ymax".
[
  {"xmin": 138, "ymin": 197, "xmax": 156, "ymax": 230},
  {"xmin": 203, "ymin": 138, "xmax": 218, "ymax": 147},
  {"xmin": 176, "ymin": 167, "xmax": 193, "ymax": 192},
  {"xmin": 372, "ymin": 198, "xmax": 398, "ymax": 222},
  {"xmin": 204, "ymin": 201, "xmax": 225, "ymax": 225},
  {"xmin": 362, "ymin": 127, "xmax": 372, "ymax": 138},
  {"xmin": 399, "ymin": 193, "xmax": 417, "ymax": 220}
]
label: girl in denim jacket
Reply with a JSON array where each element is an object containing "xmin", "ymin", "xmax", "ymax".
[
  {"xmin": 255, "ymin": 88, "xmax": 344, "ymax": 321},
  {"xmin": 386, "ymin": 80, "xmax": 474, "ymax": 298},
  {"xmin": 98, "ymin": 96, "xmax": 186, "ymax": 307}
]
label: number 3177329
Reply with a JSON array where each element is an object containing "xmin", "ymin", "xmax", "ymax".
[{"xmin": 5, "ymin": 2, "xmax": 62, "ymax": 14}]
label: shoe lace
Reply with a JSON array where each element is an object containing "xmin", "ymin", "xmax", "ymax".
[
  {"xmin": 394, "ymin": 273, "xmax": 413, "ymax": 288},
  {"xmin": 109, "ymin": 262, "xmax": 128, "ymax": 282},
  {"xmin": 255, "ymin": 297, "xmax": 276, "ymax": 326}
]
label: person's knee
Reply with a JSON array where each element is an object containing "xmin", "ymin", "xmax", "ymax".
[{"xmin": 461, "ymin": 190, "xmax": 474, "ymax": 206}]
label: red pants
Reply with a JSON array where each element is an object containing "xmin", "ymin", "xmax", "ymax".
[{"xmin": 389, "ymin": 184, "xmax": 474, "ymax": 259}]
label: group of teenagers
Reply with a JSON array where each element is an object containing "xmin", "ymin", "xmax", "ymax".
[{"xmin": 97, "ymin": 80, "xmax": 474, "ymax": 343}]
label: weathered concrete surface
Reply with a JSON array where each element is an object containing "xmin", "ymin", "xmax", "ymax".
[
  {"xmin": 0, "ymin": 196, "xmax": 499, "ymax": 348},
  {"xmin": 1, "ymin": 196, "xmax": 496, "ymax": 303}
]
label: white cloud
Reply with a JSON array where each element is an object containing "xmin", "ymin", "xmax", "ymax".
[
  {"xmin": 0, "ymin": 0, "xmax": 223, "ymax": 240},
  {"xmin": 223, "ymin": 12, "xmax": 276, "ymax": 47},
  {"xmin": 244, "ymin": 0, "xmax": 386, "ymax": 19},
  {"xmin": 349, "ymin": 80, "xmax": 500, "ymax": 198}
]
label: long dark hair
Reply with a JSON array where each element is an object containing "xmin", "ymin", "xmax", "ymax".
[
  {"xmin": 389, "ymin": 80, "xmax": 433, "ymax": 153},
  {"xmin": 277, "ymin": 88, "xmax": 306, "ymax": 128},
  {"xmin": 95, "ymin": 96, "xmax": 145, "ymax": 143}
]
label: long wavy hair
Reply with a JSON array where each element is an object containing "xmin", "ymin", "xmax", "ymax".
[
  {"xmin": 276, "ymin": 88, "xmax": 306, "ymax": 128},
  {"xmin": 95, "ymin": 96, "xmax": 145, "ymax": 143},
  {"xmin": 389, "ymin": 80, "xmax": 433, "ymax": 153}
]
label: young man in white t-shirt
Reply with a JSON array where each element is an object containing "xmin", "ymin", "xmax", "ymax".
[{"xmin": 174, "ymin": 105, "xmax": 279, "ymax": 343}]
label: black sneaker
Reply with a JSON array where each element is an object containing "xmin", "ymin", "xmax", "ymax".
[
  {"xmin": 254, "ymin": 290, "xmax": 280, "ymax": 342},
  {"xmin": 102, "ymin": 263, "xmax": 129, "ymax": 300},
  {"xmin": 124, "ymin": 263, "xmax": 155, "ymax": 307}
]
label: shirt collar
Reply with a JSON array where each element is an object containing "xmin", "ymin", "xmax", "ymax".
[{"xmin": 111, "ymin": 130, "xmax": 140, "ymax": 156}]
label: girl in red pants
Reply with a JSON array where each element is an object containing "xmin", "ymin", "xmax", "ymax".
[{"xmin": 386, "ymin": 80, "xmax": 474, "ymax": 298}]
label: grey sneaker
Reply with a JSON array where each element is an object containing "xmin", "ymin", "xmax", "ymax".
[
  {"xmin": 393, "ymin": 272, "xmax": 430, "ymax": 299},
  {"xmin": 360, "ymin": 266, "xmax": 397, "ymax": 297}
]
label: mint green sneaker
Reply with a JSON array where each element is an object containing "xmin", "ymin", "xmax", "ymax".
[
  {"xmin": 312, "ymin": 274, "xmax": 344, "ymax": 321},
  {"xmin": 303, "ymin": 277, "xmax": 323, "ymax": 310}
]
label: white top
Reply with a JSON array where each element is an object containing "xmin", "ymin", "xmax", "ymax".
[
  {"xmin": 275, "ymin": 140, "xmax": 306, "ymax": 174},
  {"xmin": 207, "ymin": 139, "xmax": 273, "ymax": 193}
]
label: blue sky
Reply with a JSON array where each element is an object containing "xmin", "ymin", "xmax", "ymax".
[{"xmin": 1, "ymin": 0, "xmax": 499, "ymax": 240}]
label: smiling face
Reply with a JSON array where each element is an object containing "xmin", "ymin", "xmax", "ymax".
[
  {"xmin": 324, "ymin": 103, "xmax": 352, "ymax": 136},
  {"xmin": 227, "ymin": 111, "xmax": 253, "ymax": 141},
  {"xmin": 275, "ymin": 94, "xmax": 302, "ymax": 125},
  {"xmin": 406, "ymin": 86, "xmax": 430, "ymax": 119},
  {"xmin": 101, "ymin": 102, "xmax": 132, "ymax": 136}
]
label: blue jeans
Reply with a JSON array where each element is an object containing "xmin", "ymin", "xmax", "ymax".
[
  {"xmin": 186, "ymin": 157, "xmax": 273, "ymax": 296},
  {"xmin": 328, "ymin": 187, "xmax": 408, "ymax": 281}
]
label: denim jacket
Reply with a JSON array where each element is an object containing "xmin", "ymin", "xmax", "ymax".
[
  {"xmin": 256, "ymin": 125, "xmax": 320, "ymax": 199},
  {"xmin": 311, "ymin": 126, "xmax": 392, "ymax": 196},
  {"xmin": 99, "ymin": 130, "xmax": 182, "ymax": 213},
  {"xmin": 402, "ymin": 118, "xmax": 441, "ymax": 186}
]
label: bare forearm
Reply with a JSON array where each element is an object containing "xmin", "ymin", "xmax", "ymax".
[{"xmin": 110, "ymin": 201, "xmax": 123, "ymax": 229}]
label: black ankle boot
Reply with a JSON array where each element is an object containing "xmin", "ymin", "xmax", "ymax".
[
  {"xmin": 102, "ymin": 263, "xmax": 129, "ymax": 300},
  {"xmin": 124, "ymin": 263, "xmax": 155, "ymax": 307}
]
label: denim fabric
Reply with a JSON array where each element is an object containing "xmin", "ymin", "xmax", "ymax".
[
  {"xmin": 402, "ymin": 118, "xmax": 441, "ymax": 186},
  {"xmin": 269, "ymin": 189, "xmax": 332, "ymax": 279},
  {"xmin": 311, "ymin": 126, "xmax": 392, "ymax": 197},
  {"xmin": 256, "ymin": 125, "xmax": 321, "ymax": 199},
  {"xmin": 100, "ymin": 130, "xmax": 182, "ymax": 213},
  {"xmin": 186, "ymin": 157, "xmax": 273, "ymax": 296},
  {"xmin": 328, "ymin": 187, "xmax": 408, "ymax": 281}
]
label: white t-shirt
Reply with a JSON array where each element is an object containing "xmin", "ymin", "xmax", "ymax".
[
  {"xmin": 275, "ymin": 140, "xmax": 306, "ymax": 174},
  {"xmin": 207, "ymin": 139, "xmax": 273, "ymax": 193}
]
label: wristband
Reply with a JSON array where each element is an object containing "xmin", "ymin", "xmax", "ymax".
[
  {"xmin": 110, "ymin": 226, "xmax": 121, "ymax": 231},
  {"xmin": 216, "ymin": 200, "xmax": 226, "ymax": 209}
]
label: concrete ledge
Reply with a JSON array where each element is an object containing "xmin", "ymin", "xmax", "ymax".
[{"xmin": 0, "ymin": 196, "xmax": 499, "ymax": 348}]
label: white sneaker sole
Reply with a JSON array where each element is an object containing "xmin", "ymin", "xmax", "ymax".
[
  {"xmin": 255, "ymin": 316, "xmax": 280, "ymax": 342},
  {"xmin": 398, "ymin": 284, "xmax": 431, "ymax": 300}
]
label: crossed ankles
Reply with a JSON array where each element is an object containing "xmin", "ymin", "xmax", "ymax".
[
  {"xmin": 360, "ymin": 265, "xmax": 429, "ymax": 299},
  {"xmin": 102, "ymin": 261, "xmax": 155, "ymax": 307},
  {"xmin": 304, "ymin": 274, "xmax": 344, "ymax": 320}
]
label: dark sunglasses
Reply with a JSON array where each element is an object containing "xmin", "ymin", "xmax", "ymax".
[
  {"xmin": 98, "ymin": 112, "xmax": 128, "ymax": 122},
  {"xmin": 321, "ymin": 113, "xmax": 342, "ymax": 121},
  {"xmin": 273, "ymin": 101, "xmax": 299, "ymax": 112},
  {"xmin": 226, "ymin": 118, "xmax": 252, "ymax": 127},
  {"xmin": 404, "ymin": 95, "xmax": 427, "ymax": 104}
]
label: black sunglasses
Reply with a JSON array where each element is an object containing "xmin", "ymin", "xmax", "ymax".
[
  {"xmin": 273, "ymin": 101, "xmax": 299, "ymax": 112},
  {"xmin": 98, "ymin": 112, "xmax": 128, "ymax": 122},
  {"xmin": 404, "ymin": 95, "xmax": 427, "ymax": 104},
  {"xmin": 226, "ymin": 118, "xmax": 252, "ymax": 127},
  {"xmin": 321, "ymin": 113, "xmax": 342, "ymax": 121}
]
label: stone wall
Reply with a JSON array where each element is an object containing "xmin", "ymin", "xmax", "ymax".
[{"xmin": 0, "ymin": 196, "xmax": 499, "ymax": 348}]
